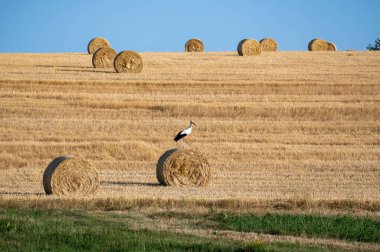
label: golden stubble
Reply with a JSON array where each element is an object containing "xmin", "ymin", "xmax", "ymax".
[{"xmin": 0, "ymin": 51, "xmax": 379, "ymax": 211}]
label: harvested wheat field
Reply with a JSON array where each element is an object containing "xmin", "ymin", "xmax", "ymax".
[{"xmin": 0, "ymin": 51, "xmax": 379, "ymax": 213}]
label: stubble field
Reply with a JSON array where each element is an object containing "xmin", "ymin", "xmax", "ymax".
[{"xmin": 0, "ymin": 51, "xmax": 379, "ymax": 210}]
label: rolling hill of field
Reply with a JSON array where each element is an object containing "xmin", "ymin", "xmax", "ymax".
[
  {"xmin": 0, "ymin": 51, "xmax": 379, "ymax": 209},
  {"xmin": 0, "ymin": 51, "xmax": 379, "ymax": 250}
]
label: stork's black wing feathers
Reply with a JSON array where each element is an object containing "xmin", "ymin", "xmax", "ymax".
[{"xmin": 174, "ymin": 132, "xmax": 186, "ymax": 142}]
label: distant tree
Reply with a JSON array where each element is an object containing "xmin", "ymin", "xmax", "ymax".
[{"xmin": 367, "ymin": 38, "xmax": 380, "ymax": 51}]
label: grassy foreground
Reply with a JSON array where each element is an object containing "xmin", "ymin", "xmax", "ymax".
[
  {"xmin": 0, "ymin": 208, "xmax": 351, "ymax": 252},
  {"xmin": 211, "ymin": 212, "xmax": 380, "ymax": 243}
]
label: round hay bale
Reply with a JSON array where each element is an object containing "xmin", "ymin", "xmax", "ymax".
[
  {"xmin": 114, "ymin": 50, "xmax": 143, "ymax": 73},
  {"xmin": 327, "ymin": 42, "xmax": 337, "ymax": 51},
  {"xmin": 87, "ymin": 37, "xmax": 111, "ymax": 54},
  {"xmin": 260, "ymin": 38, "xmax": 278, "ymax": 51},
  {"xmin": 92, "ymin": 47, "xmax": 117, "ymax": 68},
  {"xmin": 308, "ymin": 39, "xmax": 328, "ymax": 51},
  {"xmin": 237, "ymin": 39, "xmax": 262, "ymax": 56},
  {"xmin": 185, "ymin": 38, "xmax": 204, "ymax": 52},
  {"xmin": 237, "ymin": 39, "xmax": 248, "ymax": 56},
  {"xmin": 43, "ymin": 156, "xmax": 99, "ymax": 196},
  {"xmin": 156, "ymin": 148, "xmax": 211, "ymax": 186}
]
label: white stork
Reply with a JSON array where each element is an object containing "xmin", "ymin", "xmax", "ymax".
[{"xmin": 174, "ymin": 120, "xmax": 197, "ymax": 142}]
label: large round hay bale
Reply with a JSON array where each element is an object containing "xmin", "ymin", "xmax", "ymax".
[
  {"xmin": 237, "ymin": 39, "xmax": 248, "ymax": 55},
  {"xmin": 92, "ymin": 47, "xmax": 117, "ymax": 68},
  {"xmin": 114, "ymin": 50, "xmax": 143, "ymax": 73},
  {"xmin": 185, "ymin": 38, "xmax": 204, "ymax": 52},
  {"xmin": 308, "ymin": 39, "xmax": 329, "ymax": 51},
  {"xmin": 237, "ymin": 39, "xmax": 262, "ymax": 56},
  {"xmin": 87, "ymin": 37, "xmax": 111, "ymax": 54},
  {"xmin": 260, "ymin": 38, "xmax": 278, "ymax": 51},
  {"xmin": 327, "ymin": 42, "xmax": 337, "ymax": 51},
  {"xmin": 43, "ymin": 156, "xmax": 99, "ymax": 196},
  {"xmin": 156, "ymin": 148, "xmax": 211, "ymax": 186}
]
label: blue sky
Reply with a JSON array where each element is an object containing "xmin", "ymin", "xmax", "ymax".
[{"xmin": 0, "ymin": 0, "xmax": 379, "ymax": 52}]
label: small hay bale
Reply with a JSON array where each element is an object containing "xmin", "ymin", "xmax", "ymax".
[
  {"xmin": 237, "ymin": 39, "xmax": 262, "ymax": 56},
  {"xmin": 327, "ymin": 42, "xmax": 337, "ymax": 51},
  {"xmin": 156, "ymin": 148, "xmax": 211, "ymax": 186},
  {"xmin": 114, "ymin": 50, "xmax": 143, "ymax": 73},
  {"xmin": 260, "ymin": 38, "xmax": 278, "ymax": 51},
  {"xmin": 43, "ymin": 156, "xmax": 99, "ymax": 196},
  {"xmin": 185, "ymin": 38, "xmax": 204, "ymax": 52},
  {"xmin": 92, "ymin": 47, "xmax": 117, "ymax": 68},
  {"xmin": 87, "ymin": 37, "xmax": 111, "ymax": 54},
  {"xmin": 308, "ymin": 39, "xmax": 329, "ymax": 51}
]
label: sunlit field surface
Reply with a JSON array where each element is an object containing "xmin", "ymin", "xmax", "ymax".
[
  {"xmin": 0, "ymin": 52, "xmax": 379, "ymax": 206},
  {"xmin": 1, "ymin": 51, "xmax": 379, "ymax": 250}
]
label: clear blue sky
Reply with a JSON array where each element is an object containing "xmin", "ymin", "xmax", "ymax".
[{"xmin": 0, "ymin": 0, "xmax": 379, "ymax": 52}]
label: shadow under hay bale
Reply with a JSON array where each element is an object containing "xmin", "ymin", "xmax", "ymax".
[
  {"xmin": 114, "ymin": 50, "xmax": 143, "ymax": 73},
  {"xmin": 87, "ymin": 37, "xmax": 111, "ymax": 54},
  {"xmin": 260, "ymin": 38, "xmax": 278, "ymax": 51},
  {"xmin": 43, "ymin": 156, "xmax": 99, "ymax": 196},
  {"xmin": 156, "ymin": 148, "xmax": 210, "ymax": 186},
  {"xmin": 92, "ymin": 47, "xmax": 117, "ymax": 68},
  {"xmin": 237, "ymin": 39, "xmax": 262, "ymax": 56},
  {"xmin": 185, "ymin": 38, "xmax": 204, "ymax": 52}
]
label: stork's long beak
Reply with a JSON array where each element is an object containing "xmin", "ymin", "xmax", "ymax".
[{"xmin": 192, "ymin": 121, "xmax": 197, "ymax": 126}]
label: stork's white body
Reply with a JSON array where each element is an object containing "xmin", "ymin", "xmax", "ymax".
[
  {"xmin": 174, "ymin": 121, "xmax": 196, "ymax": 142},
  {"xmin": 181, "ymin": 123, "xmax": 193, "ymax": 135}
]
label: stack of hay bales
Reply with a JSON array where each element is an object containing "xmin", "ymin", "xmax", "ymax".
[
  {"xmin": 88, "ymin": 37, "xmax": 117, "ymax": 68},
  {"xmin": 237, "ymin": 39, "xmax": 262, "ymax": 56},
  {"xmin": 156, "ymin": 148, "xmax": 211, "ymax": 186},
  {"xmin": 260, "ymin": 38, "xmax": 278, "ymax": 51},
  {"xmin": 185, "ymin": 39, "xmax": 204, "ymax": 52},
  {"xmin": 87, "ymin": 37, "xmax": 143, "ymax": 73},
  {"xmin": 114, "ymin": 50, "xmax": 143, "ymax": 73},
  {"xmin": 308, "ymin": 39, "xmax": 337, "ymax": 51},
  {"xmin": 43, "ymin": 156, "xmax": 99, "ymax": 196}
]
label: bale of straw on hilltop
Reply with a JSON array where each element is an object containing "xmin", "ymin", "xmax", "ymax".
[
  {"xmin": 260, "ymin": 38, "xmax": 278, "ymax": 51},
  {"xmin": 156, "ymin": 148, "xmax": 211, "ymax": 186},
  {"xmin": 308, "ymin": 39, "xmax": 329, "ymax": 51},
  {"xmin": 87, "ymin": 37, "xmax": 111, "ymax": 54},
  {"xmin": 114, "ymin": 50, "xmax": 143, "ymax": 73},
  {"xmin": 327, "ymin": 42, "xmax": 337, "ymax": 51},
  {"xmin": 237, "ymin": 39, "xmax": 248, "ymax": 55},
  {"xmin": 237, "ymin": 39, "xmax": 262, "ymax": 56},
  {"xmin": 43, "ymin": 156, "xmax": 99, "ymax": 196},
  {"xmin": 185, "ymin": 38, "xmax": 204, "ymax": 52},
  {"xmin": 92, "ymin": 47, "xmax": 117, "ymax": 68}
]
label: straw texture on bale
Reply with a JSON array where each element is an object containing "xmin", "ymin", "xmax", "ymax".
[
  {"xmin": 327, "ymin": 42, "xmax": 337, "ymax": 51},
  {"xmin": 260, "ymin": 38, "xmax": 278, "ymax": 51},
  {"xmin": 87, "ymin": 37, "xmax": 111, "ymax": 54},
  {"xmin": 237, "ymin": 39, "xmax": 262, "ymax": 56},
  {"xmin": 185, "ymin": 39, "xmax": 204, "ymax": 52},
  {"xmin": 43, "ymin": 156, "xmax": 99, "ymax": 196},
  {"xmin": 114, "ymin": 50, "xmax": 143, "ymax": 73},
  {"xmin": 156, "ymin": 148, "xmax": 211, "ymax": 186},
  {"xmin": 308, "ymin": 39, "xmax": 329, "ymax": 51},
  {"xmin": 92, "ymin": 47, "xmax": 117, "ymax": 68}
]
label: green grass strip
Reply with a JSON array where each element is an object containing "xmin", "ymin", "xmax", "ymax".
[
  {"xmin": 212, "ymin": 212, "xmax": 380, "ymax": 243},
  {"xmin": 0, "ymin": 208, "xmax": 341, "ymax": 252}
]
